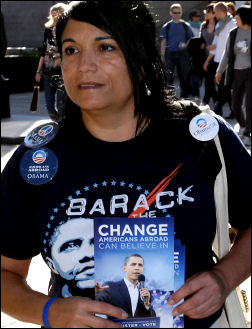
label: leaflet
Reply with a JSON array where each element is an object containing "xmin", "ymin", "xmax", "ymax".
[
  {"xmin": 173, "ymin": 239, "xmax": 185, "ymax": 328},
  {"xmin": 94, "ymin": 217, "xmax": 185, "ymax": 328}
]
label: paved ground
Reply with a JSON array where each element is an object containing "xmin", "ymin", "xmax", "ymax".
[{"xmin": 1, "ymin": 86, "xmax": 251, "ymax": 328}]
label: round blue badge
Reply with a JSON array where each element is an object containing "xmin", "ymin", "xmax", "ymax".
[
  {"xmin": 24, "ymin": 122, "xmax": 59, "ymax": 148},
  {"xmin": 20, "ymin": 147, "xmax": 58, "ymax": 185}
]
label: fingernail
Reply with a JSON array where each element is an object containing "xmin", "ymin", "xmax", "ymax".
[
  {"xmin": 122, "ymin": 311, "xmax": 128, "ymax": 318},
  {"xmin": 172, "ymin": 310, "xmax": 178, "ymax": 316},
  {"xmin": 168, "ymin": 299, "xmax": 175, "ymax": 305}
]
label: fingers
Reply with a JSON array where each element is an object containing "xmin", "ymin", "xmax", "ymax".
[
  {"xmin": 82, "ymin": 300, "xmax": 128, "ymax": 320},
  {"xmin": 84, "ymin": 314, "xmax": 123, "ymax": 328},
  {"xmin": 168, "ymin": 271, "xmax": 227, "ymax": 319},
  {"xmin": 49, "ymin": 297, "xmax": 126, "ymax": 328},
  {"xmin": 168, "ymin": 273, "xmax": 204, "ymax": 307}
]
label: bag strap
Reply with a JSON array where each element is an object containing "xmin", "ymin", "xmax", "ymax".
[
  {"xmin": 200, "ymin": 106, "xmax": 248, "ymax": 328},
  {"xmin": 200, "ymin": 105, "xmax": 229, "ymax": 257}
]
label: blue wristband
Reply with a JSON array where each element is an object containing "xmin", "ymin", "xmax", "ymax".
[{"xmin": 42, "ymin": 297, "xmax": 60, "ymax": 328}]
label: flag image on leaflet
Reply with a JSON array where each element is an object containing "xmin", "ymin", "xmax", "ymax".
[
  {"xmin": 94, "ymin": 217, "xmax": 181, "ymax": 328},
  {"xmin": 173, "ymin": 239, "xmax": 185, "ymax": 328}
]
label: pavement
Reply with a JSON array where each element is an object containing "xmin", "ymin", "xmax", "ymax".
[{"xmin": 1, "ymin": 87, "xmax": 251, "ymax": 328}]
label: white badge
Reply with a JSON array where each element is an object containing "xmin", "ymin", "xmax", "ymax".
[{"xmin": 189, "ymin": 114, "xmax": 219, "ymax": 142}]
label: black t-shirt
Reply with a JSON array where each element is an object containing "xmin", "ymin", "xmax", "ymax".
[{"xmin": 1, "ymin": 113, "xmax": 251, "ymax": 328}]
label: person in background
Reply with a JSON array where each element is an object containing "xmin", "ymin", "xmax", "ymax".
[
  {"xmin": 160, "ymin": 3, "xmax": 194, "ymax": 98},
  {"xmin": 203, "ymin": 2, "xmax": 236, "ymax": 117},
  {"xmin": 187, "ymin": 37, "xmax": 206, "ymax": 99},
  {"xmin": 188, "ymin": 9, "xmax": 202, "ymax": 37},
  {"xmin": 200, "ymin": 4, "xmax": 218, "ymax": 106},
  {"xmin": 35, "ymin": 3, "xmax": 67, "ymax": 122},
  {"xmin": 215, "ymin": 5, "xmax": 251, "ymax": 147},
  {"xmin": 227, "ymin": 2, "xmax": 237, "ymax": 17}
]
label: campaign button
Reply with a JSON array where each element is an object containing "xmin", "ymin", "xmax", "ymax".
[
  {"xmin": 24, "ymin": 122, "xmax": 59, "ymax": 148},
  {"xmin": 20, "ymin": 147, "xmax": 58, "ymax": 185},
  {"xmin": 189, "ymin": 114, "xmax": 219, "ymax": 142}
]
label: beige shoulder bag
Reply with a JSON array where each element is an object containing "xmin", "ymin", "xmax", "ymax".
[{"xmin": 201, "ymin": 106, "xmax": 248, "ymax": 328}]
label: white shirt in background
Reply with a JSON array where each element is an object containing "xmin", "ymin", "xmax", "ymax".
[{"xmin": 210, "ymin": 19, "xmax": 237, "ymax": 63}]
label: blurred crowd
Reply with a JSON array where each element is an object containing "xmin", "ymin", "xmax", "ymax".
[{"xmin": 160, "ymin": 1, "xmax": 251, "ymax": 146}]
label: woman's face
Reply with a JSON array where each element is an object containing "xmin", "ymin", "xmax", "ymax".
[
  {"xmin": 52, "ymin": 10, "xmax": 61, "ymax": 24},
  {"xmin": 235, "ymin": 14, "xmax": 242, "ymax": 27},
  {"xmin": 61, "ymin": 19, "xmax": 134, "ymax": 115},
  {"xmin": 205, "ymin": 10, "xmax": 215, "ymax": 21}
]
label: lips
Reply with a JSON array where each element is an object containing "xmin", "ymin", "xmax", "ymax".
[
  {"xmin": 78, "ymin": 81, "xmax": 103, "ymax": 89},
  {"xmin": 75, "ymin": 265, "xmax": 95, "ymax": 280}
]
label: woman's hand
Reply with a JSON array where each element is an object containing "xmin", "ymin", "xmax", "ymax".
[
  {"xmin": 35, "ymin": 73, "xmax": 41, "ymax": 83},
  {"xmin": 167, "ymin": 270, "xmax": 229, "ymax": 319},
  {"xmin": 48, "ymin": 296, "xmax": 128, "ymax": 328},
  {"xmin": 215, "ymin": 72, "xmax": 222, "ymax": 85},
  {"xmin": 207, "ymin": 44, "xmax": 216, "ymax": 51},
  {"xmin": 203, "ymin": 61, "xmax": 209, "ymax": 72}
]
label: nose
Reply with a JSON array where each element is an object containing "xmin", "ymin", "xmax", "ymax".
[{"xmin": 78, "ymin": 50, "xmax": 97, "ymax": 74}]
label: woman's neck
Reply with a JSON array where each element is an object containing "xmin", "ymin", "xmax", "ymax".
[
  {"xmin": 208, "ymin": 18, "xmax": 215, "ymax": 25},
  {"xmin": 240, "ymin": 25, "xmax": 251, "ymax": 31},
  {"xmin": 80, "ymin": 100, "xmax": 139, "ymax": 142}
]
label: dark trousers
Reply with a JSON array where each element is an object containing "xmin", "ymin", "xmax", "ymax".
[
  {"xmin": 190, "ymin": 75, "xmax": 202, "ymax": 98},
  {"xmin": 232, "ymin": 68, "xmax": 251, "ymax": 136},
  {"xmin": 212, "ymin": 61, "xmax": 232, "ymax": 115},
  {"xmin": 44, "ymin": 75, "xmax": 66, "ymax": 122},
  {"xmin": 203, "ymin": 59, "xmax": 218, "ymax": 104},
  {"xmin": 165, "ymin": 49, "xmax": 191, "ymax": 98}
]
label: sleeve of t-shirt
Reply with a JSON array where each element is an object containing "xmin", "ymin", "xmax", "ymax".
[
  {"xmin": 1, "ymin": 145, "xmax": 41, "ymax": 260},
  {"xmin": 160, "ymin": 24, "xmax": 167, "ymax": 39},
  {"xmin": 216, "ymin": 116, "xmax": 251, "ymax": 231},
  {"xmin": 217, "ymin": 35, "xmax": 230, "ymax": 74},
  {"xmin": 209, "ymin": 35, "xmax": 217, "ymax": 55},
  {"xmin": 185, "ymin": 22, "xmax": 194, "ymax": 40}
]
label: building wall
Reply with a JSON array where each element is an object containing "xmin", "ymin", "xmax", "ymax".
[
  {"xmin": 2, "ymin": 1, "xmax": 250, "ymax": 49},
  {"xmin": 1, "ymin": 1, "xmax": 67, "ymax": 48},
  {"xmin": 1, "ymin": 1, "xmax": 208, "ymax": 48}
]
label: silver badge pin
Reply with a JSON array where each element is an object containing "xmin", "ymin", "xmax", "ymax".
[{"xmin": 24, "ymin": 122, "xmax": 59, "ymax": 148}]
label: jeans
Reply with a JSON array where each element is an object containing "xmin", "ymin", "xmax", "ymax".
[
  {"xmin": 232, "ymin": 68, "xmax": 251, "ymax": 136},
  {"xmin": 44, "ymin": 75, "xmax": 66, "ymax": 122},
  {"xmin": 190, "ymin": 74, "xmax": 202, "ymax": 98},
  {"xmin": 165, "ymin": 49, "xmax": 191, "ymax": 98},
  {"xmin": 212, "ymin": 62, "xmax": 232, "ymax": 115},
  {"xmin": 203, "ymin": 59, "xmax": 218, "ymax": 104}
]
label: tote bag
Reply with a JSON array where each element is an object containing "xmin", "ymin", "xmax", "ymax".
[{"xmin": 201, "ymin": 106, "xmax": 248, "ymax": 328}]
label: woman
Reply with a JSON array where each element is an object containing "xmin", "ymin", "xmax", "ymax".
[
  {"xmin": 1, "ymin": 1, "xmax": 251, "ymax": 328},
  {"xmin": 227, "ymin": 2, "xmax": 237, "ymax": 18},
  {"xmin": 200, "ymin": 4, "xmax": 218, "ymax": 105},
  {"xmin": 215, "ymin": 5, "xmax": 251, "ymax": 146},
  {"xmin": 188, "ymin": 9, "xmax": 202, "ymax": 37},
  {"xmin": 35, "ymin": 3, "xmax": 67, "ymax": 122}
]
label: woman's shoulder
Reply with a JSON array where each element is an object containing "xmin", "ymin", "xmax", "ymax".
[{"xmin": 166, "ymin": 98, "xmax": 202, "ymax": 122}]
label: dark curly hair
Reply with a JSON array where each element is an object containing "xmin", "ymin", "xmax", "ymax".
[{"xmin": 56, "ymin": 1, "xmax": 200, "ymax": 133}]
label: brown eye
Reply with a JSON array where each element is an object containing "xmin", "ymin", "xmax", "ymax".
[
  {"xmin": 99, "ymin": 44, "xmax": 116, "ymax": 52},
  {"xmin": 64, "ymin": 46, "xmax": 79, "ymax": 55}
]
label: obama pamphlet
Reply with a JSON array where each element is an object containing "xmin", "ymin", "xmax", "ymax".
[{"xmin": 94, "ymin": 217, "xmax": 185, "ymax": 328}]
